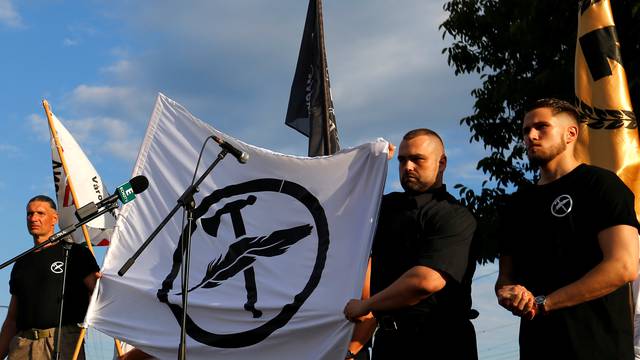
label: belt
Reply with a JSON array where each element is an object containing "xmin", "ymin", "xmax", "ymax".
[
  {"xmin": 17, "ymin": 326, "xmax": 79, "ymax": 340},
  {"xmin": 377, "ymin": 315, "xmax": 426, "ymax": 332},
  {"xmin": 377, "ymin": 313, "xmax": 470, "ymax": 332}
]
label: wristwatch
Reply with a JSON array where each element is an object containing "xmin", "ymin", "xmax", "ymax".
[
  {"xmin": 345, "ymin": 350, "xmax": 356, "ymax": 359},
  {"xmin": 534, "ymin": 295, "xmax": 547, "ymax": 315}
]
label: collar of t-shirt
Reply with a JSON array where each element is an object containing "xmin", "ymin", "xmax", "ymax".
[{"xmin": 402, "ymin": 184, "xmax": 448, "ymax": 208}]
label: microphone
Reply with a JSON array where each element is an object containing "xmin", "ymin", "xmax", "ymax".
[
  {"xmin": 75, "ymin": 175, "xmax": 149, "ymax": 221},
  {"xmin": 212, "ymin": 135, "xmax": 249, "ymax": 164}
]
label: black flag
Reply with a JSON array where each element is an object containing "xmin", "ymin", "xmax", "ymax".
[{"xmin": 285, "ymin": 0, "xmax": 340, "ymax": 156}]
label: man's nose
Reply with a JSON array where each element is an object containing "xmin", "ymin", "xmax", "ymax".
[{"xmin": 402, "ymin": 161, "xmax": 416, "ymax": 172}]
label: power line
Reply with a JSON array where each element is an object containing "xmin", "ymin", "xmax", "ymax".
[
  {"xmin": 477, "ymin": 321, "xmax": 519, "ymax": 334},
  {"xmin": 473, "ymin": 269, "xmax": 498, "ymax": 281}
]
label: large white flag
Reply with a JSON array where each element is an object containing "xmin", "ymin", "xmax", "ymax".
[
  {"xmin": 86, "ymin": 93, "xmax": 388, "ymax": 359},
  {"xmin": 47, "ymin": 102, "xmax": 115, "ymax": 246}
]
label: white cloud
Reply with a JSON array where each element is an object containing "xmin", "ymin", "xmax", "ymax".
[
  {"xmin": 0, "ymin": 143, "xmax": 19, "ymax": 156},
  {"xmin": 28, "ymin": 113, "xmax": 51, "ymax": 141},
  {"xmin": 71, "ymin": 84, "xmax": 133, "ymax": 105},
  {"xmin": 65, "ymin": 84, "xmax": 153, "ymax": 124},
  {"xmin": 27, "ymin": 112, "xmax": 141, "ymax": 162},
  {"xmin": 101, "ymin": 59, "xmax": 132, "ymax": 77},
  {"xmin": 63, "ymin": 38, "xmax": 79, "ymax": 46},
  {"xmin": 0, "ymin": 0, "xmax": 22, "ymax": 28}
]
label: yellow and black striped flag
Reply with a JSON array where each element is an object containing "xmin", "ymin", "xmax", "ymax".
[{"xmin": 574, "ymin": 0, "xmax": 640, "ymax": 219}]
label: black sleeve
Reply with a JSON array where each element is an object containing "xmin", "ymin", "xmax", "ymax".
[
  {"xmin": 417, "ymin": 205, "xmax": 476, "ymax": 283},
  {"xmin": 72, "ymin": 244, "xmax": 100, "ymax": 278},
  {"xmin": 497, "ymin": 193, "xmax": 520, "ymax": 257},
  {"xmin": 9, "ymin": 263, "xmax": 19, "ymax": 295},
  {"xmin": 592, "ymin": 170, "xmax": 640, "ymax": 233}
]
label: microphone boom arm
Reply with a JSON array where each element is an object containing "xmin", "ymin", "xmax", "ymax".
[{"xmin": 118, "ymin": 149, "xmax": 229, "ymax": 276}]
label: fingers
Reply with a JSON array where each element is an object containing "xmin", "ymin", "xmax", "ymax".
[
  {"xmin": 387, "ymin": 143, "xmax": 396, "ymax": 160},
  {"xmin": 343, "ymin": 299, "xmax": 369, "ymax": 322},
  {"xmin": 496, "ymin": 285, "xmax": 536, "ymax": 318}
]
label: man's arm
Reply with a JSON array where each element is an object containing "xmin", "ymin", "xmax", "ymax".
[
  {"xmin": 346, "ymin": 259, "xmax": 377, "ymax": 357},
  {"xmin": 0, "ymin": 296, "xmax": 18, "ymax": 358},
  {"xmin": 83, "ymin": 272, "xmax": 101, "ymax": 294},
  {"xmin": 543, "ymin": 225, "xmax": 638, "ymax": 311},
  {"xmin": 495, "ymin": 255, "xmax": 535, "ymax": 319},
  {"xmin": 344, "ymin": 265, "xmax": 445, "ymax": 321}
]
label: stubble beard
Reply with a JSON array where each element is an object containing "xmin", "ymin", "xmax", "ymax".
[
  {"xmin": 400, "ymin": 175, "xmax": 428, "ymax": 193},
  {"xmin": 527, "ymin": 140, "xmax": 567, "ymax": 167}
]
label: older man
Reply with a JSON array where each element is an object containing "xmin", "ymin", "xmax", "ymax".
[
  {"xmin": 0, "ymin": 195, "xmax": 100, "ymax": 359},
  {"xmin": 344, "ymin": 129, "xmax": 477, "ymax": 359}
]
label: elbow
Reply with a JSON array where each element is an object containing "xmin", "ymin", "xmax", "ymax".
[
  {"xmin": 621, "ymin": 261, "xmax": 638, "ymax": 283},
  {"xmin": 417, "ymin": 276, "xmax": 446, "ymax": 296},
  {"xmin": 611, "ymin": 257, "xmax": 638, "ymax": 285}
]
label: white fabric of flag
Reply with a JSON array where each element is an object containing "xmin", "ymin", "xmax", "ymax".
[
  {"xmin": 49, "ymin": 112, "xmax": 115, "ymax": 246},
  {"xmin": 86, "ymin": 93, "xmax": 388, "ymax": 360}
]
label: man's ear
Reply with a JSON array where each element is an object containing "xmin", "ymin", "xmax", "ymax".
[
  {"xmin": 566, "ymin": 124, "xmax": 579, "ymax": 144},
  {"xmin": 439, "ymin": 154, "xmax": 447, "ymax": 173}
]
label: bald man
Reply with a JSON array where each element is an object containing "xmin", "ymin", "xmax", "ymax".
[
  {"xmin": 344, "ymin": 129, "xmax": 478, "ymax": 359},
  {"xmin": 0, "ymin": 195, "xmax": 100, "ymax": 360},
  {"xmin": 495, "ymin": 99, "xmax": 639, "ymax": 359}
]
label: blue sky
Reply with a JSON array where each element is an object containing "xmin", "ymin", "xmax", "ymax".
[{"xmin": 0, "ymin": 1, "xmax": 519, "ymax": 358}]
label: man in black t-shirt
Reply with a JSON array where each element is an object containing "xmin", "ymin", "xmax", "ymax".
[
  {"xmin": 0, "ymin": 195, "xmax": 100, "ymax": 360},
  {"xmin": 495, "ymin": 98, "xmax": 640, "ymax": 359},
  {"xmin": 344, "ymin": 129, "xmax": 478, "ymax": 359}
]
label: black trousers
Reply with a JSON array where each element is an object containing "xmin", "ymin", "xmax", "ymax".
[{"xmin": 372, "ymin": 319, "xmax": 477, "ymax": 360}]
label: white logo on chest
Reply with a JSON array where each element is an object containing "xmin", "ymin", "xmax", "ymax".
[
  {"xmin": 50, "ymin": 261, "xmax": 64, "ymax": 274},
  {"xmin": 551, "ymin": 194, "xmax": 573, "ymax": 217}
]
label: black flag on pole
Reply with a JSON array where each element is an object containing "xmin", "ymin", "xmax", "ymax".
[{"xmin": 285, "ymin": 0, "xmax": 340, "ymax": 157}]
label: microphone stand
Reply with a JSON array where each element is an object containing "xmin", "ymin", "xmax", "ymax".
[
  {"xmin": 118, "ymin": 148, "xmax": 229, "ymax": 360},
  {"xmin": 0, "ymin": 202, "xmax": 119, "ymax": 359}
]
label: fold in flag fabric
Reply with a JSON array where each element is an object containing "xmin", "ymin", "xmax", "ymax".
[
  {"xmin": 285, "ymin": 0, "xmax": 340, "ymax": 156},
  {"xmin": 574, "ymin": 0, "xmax": 640, "ymax": 218},
  {"xmin": 86, "ymin": 93, "xmax": 388, "ymax": 359},
  {"xmin": 48, "ymin": 108, "xmax": 115, "ymax": 246}
]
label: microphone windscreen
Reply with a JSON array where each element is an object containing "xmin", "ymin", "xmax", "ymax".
[{"xmin": 129, "ymin": 175, "xmax": 149, "ymax": 194}]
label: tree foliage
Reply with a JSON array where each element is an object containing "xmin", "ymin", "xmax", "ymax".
[{"xmin": 439, "ymin": 0, "xmax": 640, "ymax": 263}]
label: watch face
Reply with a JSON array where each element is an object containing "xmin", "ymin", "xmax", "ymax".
[{"xmin": 534, "ymin": 295, "xmax": 546, "ymax": 305}]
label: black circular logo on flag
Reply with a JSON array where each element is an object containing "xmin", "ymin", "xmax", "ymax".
[{"xmin": 157, "ymin": 178, "xmax": 330, "ymax": 348}]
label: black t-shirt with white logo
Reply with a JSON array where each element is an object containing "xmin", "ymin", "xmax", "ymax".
[
  {"xmin": 10, "ymin": 242, "xmax": 100, "ymax": 331},
  {"xmin": 500, "ymin": 164, "xmax": 640, "ymax": 360}
]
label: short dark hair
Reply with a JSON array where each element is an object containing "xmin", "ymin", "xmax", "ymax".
[
  {"xmin": 525, "ymin": 98, "xmax": 581, "ymax": 123},
  {"xmin": 402, "ymin": 128, "xmax": 444, "ymax": 146},
  {"xmin": 27, "ymin": 195, "xmax": 57, "ymax": 211}
]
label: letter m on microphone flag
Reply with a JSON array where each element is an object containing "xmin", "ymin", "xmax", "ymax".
[
  {"xmin": 86, "ymin": 94, "xmax": 388, "ymax": 359},
  {"xmin": 574, "ymin": 0, "xmax": 640, "ymax": 219},
  {"xmin": 285, "ymin": 0, "xmax": 340, "ymax": 156},
  {"xmin": 45, "ymin": 101, "xmax": 115, "ymax": 246}
]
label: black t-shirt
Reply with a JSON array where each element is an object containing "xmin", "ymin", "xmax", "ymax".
[
  {"xmin": 500, "ymin": 164, "xmax": 639, "ymax": 360},
  {"xmin": 10, "ymin": 242, "xmax": 100, "ymax": 331},
  {"xmin": 371, "ymin": 185, "xmax": 477, "ymax": 318}
]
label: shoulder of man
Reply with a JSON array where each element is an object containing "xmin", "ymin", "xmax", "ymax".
[{"xmin": 429, "ymin": 189, "xmax": 477, "ymax": 230}]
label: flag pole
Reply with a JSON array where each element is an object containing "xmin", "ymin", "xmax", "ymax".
[
  {"xmin": 316, "ymin": 0, "xmax": 332, "ymax": 155},
  {"xmin": 42, "ymin": 100, "xmax": 96, "ymax": 255},
  {"xmin": 43, "ymin": 100, "xmax": 105, "ymax": 360}
]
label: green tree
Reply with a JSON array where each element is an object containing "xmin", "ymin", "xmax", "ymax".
[{"xmin": 439, "ymin": 0, "xmax": 640, "ymax": 263}]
